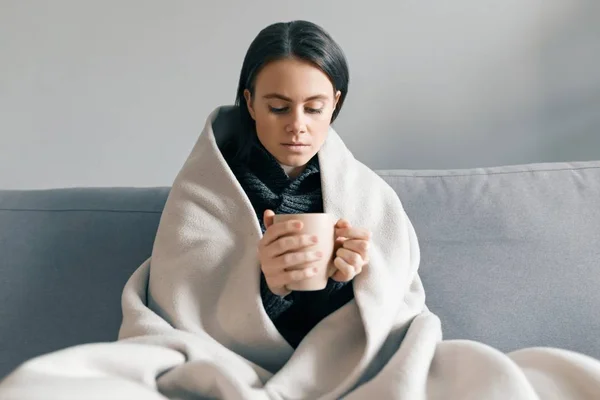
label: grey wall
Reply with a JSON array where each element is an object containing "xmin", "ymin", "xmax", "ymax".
[{"xmin": 1, "ymin": 0, "xmax": 599, "ymax": 189}]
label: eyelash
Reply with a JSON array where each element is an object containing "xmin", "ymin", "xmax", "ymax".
[{"xmin": 268, "ymin": 106, "xmax": 323, "ymax": 115}]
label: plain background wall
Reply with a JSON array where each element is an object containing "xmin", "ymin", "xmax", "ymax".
[{"xmin": 1, "ymin": 0, "xmax": 599, "ymax": 189}]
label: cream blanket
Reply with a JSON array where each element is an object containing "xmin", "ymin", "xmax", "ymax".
[{"xmin": 1, "ymin": 106, "xmax": 600, "ymax": 400}]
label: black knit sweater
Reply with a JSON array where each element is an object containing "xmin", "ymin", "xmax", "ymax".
[{"xmin": 223, "ymin": 141, "xmax": 354, "ymax": 348}]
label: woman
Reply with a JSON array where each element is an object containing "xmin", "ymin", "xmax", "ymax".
[
  {"xmin": 221, "ymin": 20, "xmax": 371, "ymax": 349},
  {"xmin": 2, "ymin": 19, "xmax": 599, "ymax": 400}
]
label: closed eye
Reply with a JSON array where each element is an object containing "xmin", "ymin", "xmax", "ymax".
[
  {"xmin": 269, "ymin": 106, "xmax": 288, "ymax": 114},
  {"xmin": 268, "ymin": 106, "xmax": 323, "ymax": 115}
]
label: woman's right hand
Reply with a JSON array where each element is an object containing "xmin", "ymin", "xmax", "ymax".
[{"xmin": 258, "ymin": 209, "xmax": 323, "ymax": 297}]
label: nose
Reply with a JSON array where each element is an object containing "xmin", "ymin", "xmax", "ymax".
[{"xmin": 286, "ymin": 108, "xmax": 307, "ymax": 135}]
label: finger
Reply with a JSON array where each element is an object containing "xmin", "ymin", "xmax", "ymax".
[
  {"xmin": 335, "ymin": 226, "xmax": 371, "ymax": 241},
  {"xmin": 263, "ymin": 250, "xmax": 323, "ymax": 276},
  {"xmin": 331, "ymin": 256, "xmax": 356, "ymax": 282},
  {"xmin": 335, "ymin": 218, "xmax": 351, "ymax": 229},
  {"xmin": 270, "ymin": 266, "xmax": 319, "ymax": 288},
  {"xmin": 334, "ymin": 236, "xmax": 347, "ymax": 249},
  {"xmin": 342, "ymin": 239, "xmax": 369, "ymax": 261},
  {"xmin": 263, "ymin": 209, "xmax": 275, "ymax": 229},
  {"xmin": 336, "ymin": 247, "xmax": 364, "ymax": 270},
  {"xmin": 278, "ymin": 250, "xmax": 323, "ymax": 270},
  {"xmin": 260, "ymin": 219, "xmax": 303, "ymax": 248},
  {"xmin": 266, "ymin": 234, "xmax": 318, "ymax": 259}
]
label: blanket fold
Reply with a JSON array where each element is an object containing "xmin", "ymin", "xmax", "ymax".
[{"xmin": 1, "ymin": 105, "xmax": 600, "ymax": 400}]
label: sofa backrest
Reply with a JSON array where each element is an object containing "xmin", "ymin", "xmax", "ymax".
[
  {"xmin": 0, "ymin": 188, "xmax": 167, "ymax": 378},
  {"xmin": 381, "ymin": 161, "xmax": 600, "ymax": 361}
]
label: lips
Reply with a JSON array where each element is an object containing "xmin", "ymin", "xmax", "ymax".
[{"xmin": 281, "ymin": 143, "xmax": 310, "ymax": 153}]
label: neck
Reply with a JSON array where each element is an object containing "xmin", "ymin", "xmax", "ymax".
[{"xmin": 280, "ymin": 164, "xmax": 306, "ymax": 179}]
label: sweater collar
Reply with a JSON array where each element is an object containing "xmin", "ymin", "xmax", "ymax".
[{"xmin": 246, "ymin": 141, "xmax": 320, "ymax": 192}]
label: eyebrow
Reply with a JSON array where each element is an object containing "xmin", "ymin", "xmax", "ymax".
[{"xmin": 262, "ymin": 93, "xmax": 329, "ymax": 102}]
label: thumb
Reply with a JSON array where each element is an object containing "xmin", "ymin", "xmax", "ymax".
[
  {"xmin": 263, "ymin": 209, "xmax": 275, "ymax": 229},
  {"xmin": 336, "ymin": 218, "xmax": 351, "ymax": 229}
]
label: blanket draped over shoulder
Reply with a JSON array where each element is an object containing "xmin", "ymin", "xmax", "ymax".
[{"xmin": 1, "ymin": 106, "xmax": 600, "ymax": 400}]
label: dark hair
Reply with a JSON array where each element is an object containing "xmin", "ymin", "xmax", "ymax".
[{"xmin": 228, "ymin": 20, "xmax": 349, "ymax": 161}]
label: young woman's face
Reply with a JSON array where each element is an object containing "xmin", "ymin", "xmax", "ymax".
[{"xmin": 244, "ymin": 58, "xmax": 341, "ymax": 172}]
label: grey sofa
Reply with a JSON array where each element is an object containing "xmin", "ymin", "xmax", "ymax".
[{"xmin": 1, "ymin": 160, "xmax": 599, "ymax": 379}]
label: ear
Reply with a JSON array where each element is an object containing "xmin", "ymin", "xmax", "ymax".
[
  {"xmin": 333, "ymin": 90, "xmax": 341, "ymax": 110},
  {"xmin": 243, "ymin": 89, "xmax": 256, "ymax": 120}
]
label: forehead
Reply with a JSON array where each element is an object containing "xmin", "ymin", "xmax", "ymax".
[{"xmin": 253, "ymin": 58, "xmax": 334, "ymax": 100}]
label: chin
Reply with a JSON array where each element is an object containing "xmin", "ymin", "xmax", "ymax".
[{"xmin": 276, "ymin": 154, "xmax": 313, "ymax": 167}]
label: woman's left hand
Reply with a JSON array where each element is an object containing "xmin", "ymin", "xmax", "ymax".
[{"xmin": 331, "ymin": 219, "xmax": 371, "ymax": 282}]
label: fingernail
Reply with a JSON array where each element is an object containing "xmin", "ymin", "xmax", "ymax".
[
  {"xmin": 314, "ymin": 251, "xmax": 323, "ymax": 258},
  {"xmin": 311, "ymin": 235, "xmax": 318, "ymax": 243},
  {"xmin": 312, "ymin": 267, "xmax": 319, "ymax": 273},
  {"xmin": 293, "ymin": 221, "xmax": 302, "ymax": 229}
]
